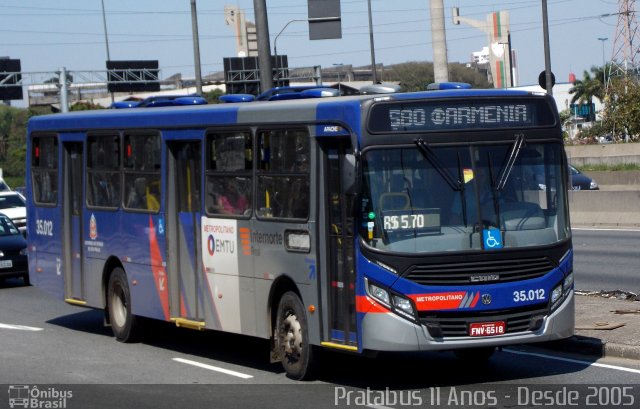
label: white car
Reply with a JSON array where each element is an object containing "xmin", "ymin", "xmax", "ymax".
[{"xmin": 0, "ymin": 191, "xmax": 26, "ymax": 234}]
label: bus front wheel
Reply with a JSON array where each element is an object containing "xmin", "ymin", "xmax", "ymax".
[
  {"xmin": 107, "ymin": 268, "xmax": 140, "ymax": 343},
  {"xmin": 275, "ymin": 291, "xmax": 315, "ymax": 380}
]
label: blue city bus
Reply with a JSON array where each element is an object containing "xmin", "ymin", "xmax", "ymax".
[{"xmin": 26, "ymin": 88, "xmax": 574, "ymax": 380}]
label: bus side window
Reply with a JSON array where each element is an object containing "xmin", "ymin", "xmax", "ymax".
[
  {"xmin": 86, "ymin": 134, "xmax": 121, "ymax": 209},
  {"xmin": 123, "ymin": 132, "xmax": 161, "ymax": 212},
  {"xmin": 205, "ymin": 131, "xmax": 253, "ymax": 217},
  {"xmin": 257, "ymin": 129, "xmax": 310, "ymax": 220},
  {"xmin": 31, "ymin": 135, "xmax": 59, "ymax": 206}
]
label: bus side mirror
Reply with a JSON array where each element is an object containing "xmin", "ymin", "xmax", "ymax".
[{"xmin": 342, "ymin": 154, "xmax": 357, "ymax": 195}]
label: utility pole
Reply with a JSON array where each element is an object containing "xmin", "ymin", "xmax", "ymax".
[
  {"xmin": 367, "ymin": 0, "xmax": 378, "ymax": 83},
  {"xmin": 253, "ymin": 0, "xmax": 273, "ymax": 92},
  {"xmin": 542, "ymin": 0, "xmax": 553, "ymax": 95},
  {"xmin": 430, "ymin": 0, "xmax": 449, "ymax": 83},
  {"xmin": 58, "ymin": 67, "xmax": 69, "ymax": 113},
  {"xmin": 190, "ymin": 0, "xmax": 203, "ymax": 95},
  {"xmin": 101, "ymin": 0, "xmax": 114, "ymax": 103}
]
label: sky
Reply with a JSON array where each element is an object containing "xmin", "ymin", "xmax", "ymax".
[{"xmin": 0, "ymin": 0, "xmax": 625, "ymax": 96}]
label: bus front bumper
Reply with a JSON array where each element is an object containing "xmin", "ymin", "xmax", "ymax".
[{"xmin": 360, "ymin": 290, "xmax": 574, "ymax": 352}]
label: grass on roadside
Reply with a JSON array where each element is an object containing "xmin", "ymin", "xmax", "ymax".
[
  {"xmin": 2, "ymin": 176, "xmax": 25, "ymax": 189},
  {"xmin": 576, "ymin": 163, "xmax": 640, "ymax": 172}
]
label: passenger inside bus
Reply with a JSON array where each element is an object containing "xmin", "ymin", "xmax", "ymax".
[
  {"xmin": 125, "ymin": 177, "xmax": 159, "ymax": 211},
  {"xmin": 210, "ymin": 178, "xmax": 249, "ymax": 215}
]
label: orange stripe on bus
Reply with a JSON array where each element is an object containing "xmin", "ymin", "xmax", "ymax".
[
  {"xmin": 149, "ymin": 216, "xmax": 170, "ymax": 320},
  {"xmin": 355, "ymin": 295, "xmax": 389, "ymax": 314}
]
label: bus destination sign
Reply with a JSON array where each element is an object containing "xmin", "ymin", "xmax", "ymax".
[{"xmin": 369, "ymin": 99, "xmax": 555, "ymax": 133}]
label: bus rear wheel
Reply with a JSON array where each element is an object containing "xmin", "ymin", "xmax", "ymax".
[
  {"xmin": 275, "ymin": 291, "xmax": 315, "ymax": 380},
  {"xmin": 107, "ymin": 268, "xmax": 140, "ymax": 343}
]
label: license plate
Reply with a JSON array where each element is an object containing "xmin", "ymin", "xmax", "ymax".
[
  {"xmin": 0, "ymin": 260, "xmax": 12, "ymax": 269},
  {"xmin": 469, "ymin": 321, "xmax": 505, "ymax": 337}
]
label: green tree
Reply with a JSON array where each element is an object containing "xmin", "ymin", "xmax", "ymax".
[
  {"xmin": 70, "ymin": 101, "xmax": 104, "ymax": 111},
  {"xmin": 0, "ymin": 105, "xmax": 29, "ymax": 180},
  {"xmin": 203, "ymin": 88, "xmax": 224, "ymax": 104},
  {"xmin": 601, "ymin": 77, "xmax": 640, "ymax": 142},
  {"xmin": 385, "ymin": 61, "xmax": 491, "ymax": 92},
  {"xmin": 569, "ymin": 66, "xmax": 605, "ymax": 121}
]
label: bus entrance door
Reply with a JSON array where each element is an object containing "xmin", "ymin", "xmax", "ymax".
[
  {"xmin": 324, "ymin": 140, "xmax": 357, "ymax": 350},
  {"xmin": 166, "ymin": 141, "xmax": 205, "ymax": 329},
  {"xmin": 62, "ymin": 141, "xmax": 85, "ymax": 304}
]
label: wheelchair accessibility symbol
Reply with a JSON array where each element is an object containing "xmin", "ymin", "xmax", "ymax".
[{"xmin": 483, "ymin": 228, "xmax": 503, "ymax": 250}]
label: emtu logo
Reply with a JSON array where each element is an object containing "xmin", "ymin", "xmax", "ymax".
[{"xmin": 207, "ymin": 234, "xmax": 215, "ymax": 256}]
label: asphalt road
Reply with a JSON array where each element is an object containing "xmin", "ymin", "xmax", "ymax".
[
  {"xmin": 1, "ymin": 280, "xmax": 640, "ymax": 409},
  {"xmin": 572, "ymin": 228, "xmax": 640, "ymax": 294}
]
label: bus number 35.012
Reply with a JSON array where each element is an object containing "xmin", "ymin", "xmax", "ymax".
[
  {"xmin": 513, "ymin": 289, "xmax": 545, "ymax": 302},
  {"xmin": 35, "ymin": 219, "xmax": 53, "ymax": 236}
]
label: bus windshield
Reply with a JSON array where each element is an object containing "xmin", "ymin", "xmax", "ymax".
[{"xmin": 359, "ymin": 141, "xmax": 569, "ymax": 254}]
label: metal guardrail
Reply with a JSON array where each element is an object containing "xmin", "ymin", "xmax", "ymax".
[{"xmin": 0, "ymin": 69, "xmax": 161, "ymax": 88}]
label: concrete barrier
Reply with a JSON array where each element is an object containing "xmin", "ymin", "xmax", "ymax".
[
  {"xmin": 585, "ymin": 171, "xmax": 640, "ymax": 186},
  {"xmin": 569, "ymin": 190, "xmax": 640, "ymax": 228},
  {"xmin": 566, "ymin": 143, "xmax": 640, "ymax": 167}
]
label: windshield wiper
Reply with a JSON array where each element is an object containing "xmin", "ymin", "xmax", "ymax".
[
  {"xmin": 486, "ymin": 153, "xmax": 502, "ymax": 229},
  {"xmin": 496, "ymin": 133, "xmax": 525, "ymax": 191},
  {"xmin": 414, "ymin": 139, "xmax": 462, "ymax": 191},
  {"xmin": 415, "ymin": 139, "xmax": 468, "ymax": 226}
]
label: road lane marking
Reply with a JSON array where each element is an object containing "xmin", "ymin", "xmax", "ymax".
[
  {"xmin": 172, "ymin": 357, "xmax": 253, "ymax": 379},
  {"xmin": 572, "ymin": 227, "xmax": 640, "ymax": 232},
  {"xmin": 505, "ymin": 348, "xmax": 640, "ymax": 374},
  {"xmin": 0, "ymin": 323, "xmax": 43, "ymax": 331}
]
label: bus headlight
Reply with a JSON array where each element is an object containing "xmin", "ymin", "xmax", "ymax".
[
  {"xmin": 367, "ymin": 281, "xmax": 390, "ymax": 306},
  {"xmin": 392, "ymin": 295, "xmax": 416, "ymax": 319},
  {"xmin": 551, "ymin": 285, "xmax": 563, "ymax": 303},
  {"xmin": 551, "ymin": 285, "xmax": 563, "ymax": 307},
  {"xmin": 563, "ymin": 272, "xmax": 574, "ymax": 291},
  {"xmin": 366, "ymin": 279, "xmax": 417, "ymax": 322}
]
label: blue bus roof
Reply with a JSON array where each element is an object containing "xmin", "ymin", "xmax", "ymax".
[{"xmin": 28, "ymin": 88, "xmax": 548, "ymax": 133}]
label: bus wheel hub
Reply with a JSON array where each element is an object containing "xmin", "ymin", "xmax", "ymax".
[{"xmin": 283, "ymin": 314, "xmax": 302, "ymax": 356}]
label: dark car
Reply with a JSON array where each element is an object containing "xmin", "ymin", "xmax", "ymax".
[
  {"xmin": 0, "ymin": 213, "xmax": 29, "ymax": 285},
  {"xmin": 570, "ymin": 165, "xmax": 599, "ymax": 190}
]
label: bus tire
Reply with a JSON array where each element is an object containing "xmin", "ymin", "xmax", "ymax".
[
  {"xmin": 275, "ymin": 291, "xmax": 315, "ymax": 380},
  {"xmin": 453, "ymin": 346, "xmax": 495, "ymax": 362},
  {"xmin": 107, "ymin": 267, "xmax": 140, "ymax": 343}
]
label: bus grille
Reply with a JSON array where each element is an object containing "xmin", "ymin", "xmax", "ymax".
[
  {"xmin": 405, "ymin": 257, "xmax": 555, "ymax": 286},
  {"xmin": 419, "ymin": 304, "xmax": 549, "ymax": 338}
]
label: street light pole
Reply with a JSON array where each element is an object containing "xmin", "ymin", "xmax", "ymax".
[
  {"xmin": 274, "ymin": 19, "xmax": 306, "ymax": 57},
  {"xmin": 598, "ymin": 37, "xmax": 608, "ymax": 89},
  {"xmin": 598, "ymin": 37, "xmax": 608, "ymax": 68}
]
